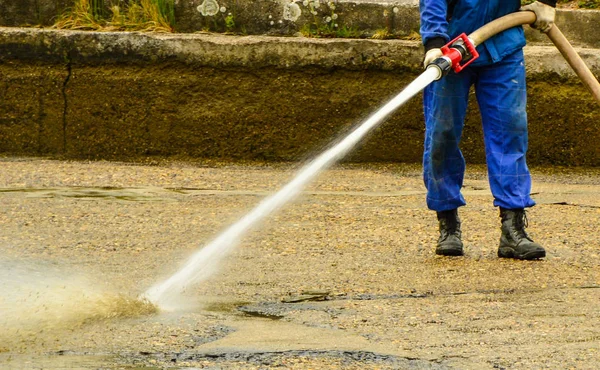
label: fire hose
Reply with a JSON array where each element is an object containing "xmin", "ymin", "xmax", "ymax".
[{"xmin": 427, "ymin": 11, "xmax": 600, "ymax": 106}]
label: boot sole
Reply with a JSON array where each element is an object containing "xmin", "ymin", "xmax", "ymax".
[
  {"xmin": 436, "ymin": 247, "xmax": 464, "ymax": 256},
  {"xmin": 498, "ymin": 247, "xmax": 546, "ymax": 260}
]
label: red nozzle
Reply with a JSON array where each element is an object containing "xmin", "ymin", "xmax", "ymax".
[{"xmin": 440, "ymin": 33, "xmax": 479, "ymax": 73}]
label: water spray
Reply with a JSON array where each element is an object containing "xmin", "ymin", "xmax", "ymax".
[
  {"xmin": 144, "ymin": 67, "xmax": 441, "ymax": 308},
  {"xmin": 144, "ymin": 12, "xmax": 600, "ymax": 309}
]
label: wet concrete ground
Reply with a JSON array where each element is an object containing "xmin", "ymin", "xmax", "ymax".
[{"xmin": 0, "ymin": 158, "xmax": 599, "ymax": 369}]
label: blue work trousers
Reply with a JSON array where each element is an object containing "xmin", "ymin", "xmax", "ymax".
[{"xmin": 422, "ymin": 50, "xmax": 535, "ymax": 211}]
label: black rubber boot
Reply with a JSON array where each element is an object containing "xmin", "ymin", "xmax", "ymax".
[
  {"xmin": 498, "ymin": 208, "xmax": 545, "ymax": 260},
  {"xmin": 436, "ymin": 209, "xmax": 464, "ymax": 256}
]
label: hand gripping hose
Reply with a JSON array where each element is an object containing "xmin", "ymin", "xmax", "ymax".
[{"xmin": 428, "ymin": 11, "xmax": 600, "ymax": 106}]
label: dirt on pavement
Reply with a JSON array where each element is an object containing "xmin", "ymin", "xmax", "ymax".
[{"xmin": 0, "ymin": 158, "xmax": 599, "ymax": 369}]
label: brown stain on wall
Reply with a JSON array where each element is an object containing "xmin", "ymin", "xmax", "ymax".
[{"xmin": 0, "ymin": 62, "xmax": 599, "ymax": 166}]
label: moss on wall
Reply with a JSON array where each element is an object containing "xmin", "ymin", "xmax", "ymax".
[{"xmin": 1, "ymin": 61, "xmax": 598, "ymax": 166}]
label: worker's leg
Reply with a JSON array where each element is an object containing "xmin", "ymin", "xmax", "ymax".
[
  {"xmin": 475, "ymin": 49, "xmax": 535, "ymax": 210},
  {"xmin": 476, "ymin": 50, "xmax": 544, "ymax": 260},
  {"xmin": 423, "ymin": 70, "xmax": 474, "ymax": 212}
]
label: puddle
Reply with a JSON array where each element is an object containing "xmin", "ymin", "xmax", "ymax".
[
  {"xmin": 237, "ymin": 305, "xmax": 285, "ymax": 320},
  {"xmin": 0, "ymin": 354, "xmax": 121, "ymax": 370},
  {"xmin": 124, "ymin": 349, "xmax": 448, "ymax": 369},
  {"xmin": 0, "ymin": 187, "xmax": 177, "ymax": 202},
  {"xmin": 0, "ymin": 260, "xmax": 158, "ymax": 353},
  {"xmin": 203, "ymin": 300, "xmax": 252, "ymax": 314},
  {"xmin": 201, "ymin": 299, "xmax": 285, "ymax": 320}
]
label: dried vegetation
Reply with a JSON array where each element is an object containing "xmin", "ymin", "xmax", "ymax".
[{"xmin": 53, "ymin": 0, "xmax": 175, "ymax": 32}]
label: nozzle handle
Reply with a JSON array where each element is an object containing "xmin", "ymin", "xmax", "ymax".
[{"xmin": 441, "ymin": 33, "xmax": 480, "ymax": 73}]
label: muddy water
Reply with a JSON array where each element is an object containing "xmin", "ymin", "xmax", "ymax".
[{"xmin": 0, "ymin": 260, "xmax": 157, "ymax": 353}]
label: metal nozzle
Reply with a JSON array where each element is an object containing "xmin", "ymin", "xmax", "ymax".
[{"xmin": 426, "ymin": 56, "xmax": 452, "ymax": 81}]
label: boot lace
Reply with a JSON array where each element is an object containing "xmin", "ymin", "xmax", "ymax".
[
  {"xmin": 439, "ymin": 218, "xmax": 460, "ymax": 241},
  {"xmin": 512, "ymin": 210, "xmax": 532, "ymax": 241}
]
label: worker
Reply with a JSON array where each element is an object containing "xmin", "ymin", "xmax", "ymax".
[{"xmin": 419, "ymin": 0, "xmax": 556, "ymax": 259}]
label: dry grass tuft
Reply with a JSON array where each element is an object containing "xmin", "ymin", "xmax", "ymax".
[{"xmin": 53, "ymin": 0, "xmax": 175, "ymax": 32}]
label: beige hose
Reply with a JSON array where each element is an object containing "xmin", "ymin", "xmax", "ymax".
[
  {"xmin": 546, "ymin": 26, "xmax": 600, "ymax": 104},
  {"xmin": 469, "ymin": 12, "xmax": 536, "ymax": 47},
  {"xmin": 468, "ymin": 11, "xmax": 600, "ymax": 106}
]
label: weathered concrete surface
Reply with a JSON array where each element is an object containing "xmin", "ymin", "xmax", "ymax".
[
  {"xmin": 1, "ymin": 0, "xmax": 599, "ymax": 47},
  {"xmin": 0, "ymin": 27, "xmax": 599, "ymax": 165},
  {"xmin": 524, "ymin": 9, "xmax": 600, "ymax": 48},
  {"xmin": 0, "ymin": 0, "xmax": 422, "ymax": 37},
  {"xmin": 0, "ymin": 159, "xmax": 599, "ymax": 368},
  {"xmin": 0, "ymin": 27, "xmax": 424, "ymax": 67},
  {"xmin": 0, "ymin": 0, "xmax": 71, "ymax": 27}
]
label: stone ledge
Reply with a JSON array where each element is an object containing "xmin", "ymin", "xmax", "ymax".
[{"xmin": 0, "ymin": 28, "xmax": 599, "ymax": 76}]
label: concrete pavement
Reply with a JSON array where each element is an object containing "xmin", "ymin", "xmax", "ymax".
[{"xmin": 1, "ymin": 158, "xmax": 599, "ymax": 368}]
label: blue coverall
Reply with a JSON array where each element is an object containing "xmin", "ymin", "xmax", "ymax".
[{"xmin": 420, "ymin": 0, "xmax": 554, "ymax": 212}]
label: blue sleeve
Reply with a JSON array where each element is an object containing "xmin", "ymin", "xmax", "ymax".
[{"xmin": 419, "ymin": 0, "xmax": 450, "ymax": 50}]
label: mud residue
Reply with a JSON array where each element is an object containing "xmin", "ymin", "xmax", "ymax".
[
  {"xmin": 0, "ymin": 260, "xmax": 157, "ymax": 353},
  {"xmin": 0, "ymin": 61, "xmax": 598, "ymax": 166}
]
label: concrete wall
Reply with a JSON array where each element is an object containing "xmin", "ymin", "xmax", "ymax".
[
  {"xmin": 0, "ymin": 1, "xmax": 599, "ymax": 165},
  {"xmin": 0, "ymin": 0, "xmax": 599, "ymax": 47},
  {"xmin": 0, "ymin": 28, "xmax": 599, "ymax": 165},
  {"xmin": 0, "ymin": 0, "xmax": 71, "ymax": 27}
]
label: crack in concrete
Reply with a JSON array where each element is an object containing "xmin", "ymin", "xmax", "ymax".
[
  {"xmin": 140, "ymin": 349, "xmax": 448, "ymax": 368},
  {"xmin": 37, "ymin": 81, "xmax": 45, "ymax": 153},
  {"xmin": 61, "ymin": 61, "xmax": 72, "ymax": 153},
  {"xmin": 33, "ymin": 0, "xmax": 42, "ymax": 25}
]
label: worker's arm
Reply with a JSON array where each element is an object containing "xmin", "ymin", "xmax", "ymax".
[
  {"xmin": 419, "ymin": 0, "xmax": 449, "ymax": 68},
  {"xmin": 419, "ymin": 0, "xmax": 449, "ymax": 52}
]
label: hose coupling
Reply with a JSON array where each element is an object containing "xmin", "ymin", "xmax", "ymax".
[{"xmin": 426, "ymin": 33, "xmax": 480, "ymax": 80}]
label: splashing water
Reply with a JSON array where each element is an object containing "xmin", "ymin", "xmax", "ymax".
[
  {"xmin": 0, "ymin": 261, "xmax": 157, "ymax": 351},
  {"xmin": 144, "ymin": 68, "xmax": 440, "ymax": 309}
]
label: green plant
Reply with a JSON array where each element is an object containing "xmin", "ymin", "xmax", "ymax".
[
  {"xmin": 196, "ymin": 3, "xmax": 243, "ymax": 34},
  {"xmin": 334, "ymin": 24, "xmax": 362, "ymax": 38},
  {"xmin": 224, "ymin": 13, "xmax": 235, "ymax": 32},
  {"xmin": 52, "ymin": 0, "xmax": 105, "ymax": 30},
  {"xmin": 300, "ymin": 0, "xmax": 362, "ymax": 38},
  {"xmin": 371, "ymin": 29, "xmax": 393, "ymax": 40},
  {"xmin": 90, "ymin": 0, "xmax": 106, "ymax": 19},
  {"xmin": 578, "ymin": 0, "xmax": 600, "ymax": 8},
  {"xmin": 153, "ymin": 0, "xmax": 175, "ymax": 26}
]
